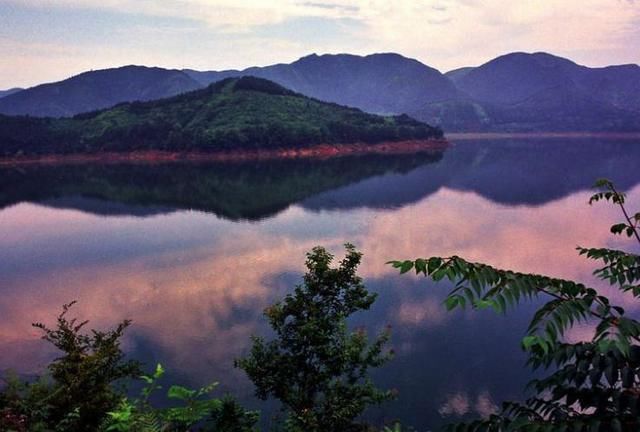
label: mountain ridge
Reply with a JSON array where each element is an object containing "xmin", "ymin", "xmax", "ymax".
[
  {"xmin": 0, "ymin": 76, "xmax": 443, "ymax": 157},
  {"xmin": 1, "ymin": 52, "xmax": 639, "ymax": 132},
  {"xmin": 0, "ymin": 88, "xmax": 23, "ymax": 99},
  {"xmin": 0, "ymin": 66, "xmax": 202, "ymax": 117}
]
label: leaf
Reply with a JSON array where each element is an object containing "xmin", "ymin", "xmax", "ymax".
[
  {"xmin": 444, "ymin": 296, "xmax": 459, "ymax": 311},
  {"xmin": 167, "ymin": 385, "xmax": 197, "ymax": 400},
  {"xmin": 414, "ymin": 258, "xmax": 427, "ymax": 274},
  {"xmin": 522, "ymin": 336, "xmax": 539, "ymax": 351},
  {"xmin": 154, "ymin": 363, "xmax": 165, "ymax": 379},
  {"xmin": 610, "ymin": 223, "xmax": 628, "ymax": 235},
  {"xmin": 399, "ymin": 261, "xmax": 414, "ymax": 274}
]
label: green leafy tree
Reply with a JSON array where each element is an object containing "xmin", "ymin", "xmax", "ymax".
[
  {"xmin": 390, "ymin": 179, "xmax": 640, "ymax": 431},
  {"xmin": 0, "ymin": 302, "xmax": 141, "ymax": 430},
  {"xmin": 236, "ymin": 244, "xmax": 394, "ymax": 432}
]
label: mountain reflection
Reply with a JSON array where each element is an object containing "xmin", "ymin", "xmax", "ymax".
[
  {"xmin": 303, "ymin": 138, "xmax": 640, "ymax": 210},
  {"xmin": 3, "ymin": 139, "xmax": 640, "ymax": 221},
  {"xmin": 1, "ymin": 138, "xmax": 640, "ymax": 429},
  {"xmin": 0, "ymin": 151, "xmax": 444, "ymax": 221}
]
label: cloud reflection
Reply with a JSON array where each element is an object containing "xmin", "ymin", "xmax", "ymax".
[{"xmin": 1, "ymin": 183, "xmax": 639, "ymax": 402}]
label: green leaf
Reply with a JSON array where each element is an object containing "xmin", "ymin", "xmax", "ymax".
[
  {"xmin": 399, "ymin": 261, "xmax": 414, "ymax": 274},
  {"xmin": 154, "ymin": 363, "xmax": 165, "ymax": 379},
  {"xmin": 444, "ymin": 296, "xmax": 459, "ymax": 311},
  {"xmin": 167, "ymin": 385, "xmax": 197, "ymax": 400}
]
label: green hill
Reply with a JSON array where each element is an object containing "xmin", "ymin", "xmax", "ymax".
[{"xmin": 0, "ymin": 76, "xmax": 443, "ymax": 157}]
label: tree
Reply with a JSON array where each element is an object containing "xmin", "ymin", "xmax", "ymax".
[
  {"xmin": 0, "ymin": 302, "xmax": 141, "ymax": 431},
  {"xmin": 390, "ymin": 179, "xmax": 640, "ymax": 431},
  {"xmin": 236, "ymin": 244, "xmax": 394, "ymax": 432}
]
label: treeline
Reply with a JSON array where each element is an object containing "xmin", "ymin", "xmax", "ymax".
[{"xmin": 0, "ymin": 77, "xmax": 444, "ymax": 157}]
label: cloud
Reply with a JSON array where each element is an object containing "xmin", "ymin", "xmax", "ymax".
[
  {"xmin": 438, "ymin": 390, "xmax": 498, "ymax": 418},
  {"xmin": 394, "ymin": 297, "xmax": 449, "ymax": 327},
  {"xmin": 1, "ymin": 184, "xmax": 639, "ymax": 377},
  {"xmin": 3, "ymin": 0, "xmax": 638, "ymax": 87}
]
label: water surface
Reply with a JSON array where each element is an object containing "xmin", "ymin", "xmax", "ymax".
[{"xmin": 1, "ymin": 138, "xmax": 640, "ymax": 429}]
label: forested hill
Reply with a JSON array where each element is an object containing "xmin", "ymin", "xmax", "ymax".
[{"xmin": 0, "ymin": 76, "xmax": 443, "ymax": 157}]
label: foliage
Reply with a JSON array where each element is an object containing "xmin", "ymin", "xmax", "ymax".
[
  {"xmin": 0, "ymin": 304, "xmax": 256, "ymax": 432},
  {"xmin": 236, "ymin": 244, "xmax": 394, "ymax": 432},
  {"xmin": 102, "ymin": 364, "xmax": 258, "ymax": 432},
  {"xmin": 390, "ymin": 179, "xmax": 640, "ymax": 431},
  {"xmin": 0, "ymin": 77, "xmax": 443, "ymax": 157},
  {"xmin": 0, "ymin": 302, "xmax": 141, "ymax": 431}
]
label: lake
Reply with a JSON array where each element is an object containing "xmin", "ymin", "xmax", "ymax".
[{"xmin": 1, "ymin": 137, "xmax": 640, "ymax": 430}]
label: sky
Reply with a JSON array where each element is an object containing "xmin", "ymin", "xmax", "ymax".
[{"xmin": 1, "ymin": 0, "xmax": 639, "ymax": 89}]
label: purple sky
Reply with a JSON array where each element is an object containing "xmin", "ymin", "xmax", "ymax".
[{"xmin": 1, "ymin": 0, "xmax": 639, "ymax": 89}]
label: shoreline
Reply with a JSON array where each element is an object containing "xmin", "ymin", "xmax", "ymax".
[
  {"xmin": 0, "ymin": 139, "xmax": 448, "ymax": 167},
  {"xmin": 447, "ymin": 132, "xmax": 640, "ymax": 140}
]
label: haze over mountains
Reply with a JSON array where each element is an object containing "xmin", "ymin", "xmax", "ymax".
[{"xmin": 1, "ymin": 52, "xmax": 639, "ymax": 132}]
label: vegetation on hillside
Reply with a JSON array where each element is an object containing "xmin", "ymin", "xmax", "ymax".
[{"xmin": 0, "ymin": 76, "xmax": 443, "ymax": 157}]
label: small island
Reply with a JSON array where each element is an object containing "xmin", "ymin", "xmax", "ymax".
[{"xmin": 0, "ymin": 76, "xmax": 445, "ymax": 163}]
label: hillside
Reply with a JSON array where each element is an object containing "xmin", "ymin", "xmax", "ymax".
[
  {"xmin": 0, "ymin": 76, "xmax": 443, "ymax": 157},
  {"xmin": 444, "ymin": 67, "xmax": 475, "ymax": 83},
  {"xmin": 419, "ymin": 52, "xmax": 640, "ymax": 131},
  {"xmin": 189, "ymin": 52, "xmax": 640, "ymax": 132},
  {"xmin": 0, "ymin": 88, "xmax": 22, "ymax": 99},
  {"xmin": 0, "ymin": 66, "xmax": 202, "ymax": 117},
  {"xmin": 185, "ymin": 53, "xmax": 459, "ymax": 114},
  {"xmin": 2, "ymin": 52, "xmax": 638, "ymax": 132}
]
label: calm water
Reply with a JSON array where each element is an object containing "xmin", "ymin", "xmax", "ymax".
[{"xmin": 2, "ymin": 138, "xmax": 640, "ymax": 430}]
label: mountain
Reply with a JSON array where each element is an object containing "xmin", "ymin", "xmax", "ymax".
[
  {"xmin": 0, "ymin": 53, "xmax": 458, "ymax": 120},
  {"xmin": 455, "ymin": 52, "xmax": 640, "ymax": 109},
  {"xmin": 2, "ymin": 52, "xmax": 638, "ymax": 132},
  {"xmin": 420, "ymin": 52, "xmax": 640, "ymax": 131},
  {"xmin": 189, "ymin": 52, "xmax": 640, "ymax": 132},
  {"xmin": 455, "ymin": 52, "xmax": 579, "ymax": 105},
  {"xmin": 185, "ymin": 53, "xmax": 459, "ymax": 115},
  {"xmin": 0, "ymin": 76, "xmax": 442, "ymax": 157},
  {"xmin": 0, "ymin": 88, "xmax": 23, "ymax": 99},
  {"xmin": 444, "ymin": 67, "xmax": 475, "ymax": 83},
  {"xmin": 0, "ymin": 66, "xmax": 202, "ymax": 117}
]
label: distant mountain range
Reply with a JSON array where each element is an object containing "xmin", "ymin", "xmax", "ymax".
[
  {"xmin": 431, "ymin": 52, "xmax": 640, "ymax": 131},
  {"xmin": 184, "ymin": 53, "xmax": 458, "ymax": 115},
  {"xmin": 0, "ymin": 76, "xmax": 441, "ymax": 156},
  {"xmin": 0, "ymin": 66, "xmax": 201, "ymax": 117},
  {"xmin": 1, "ymin": 52, "xmax": 639, "ymax": 132}
]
